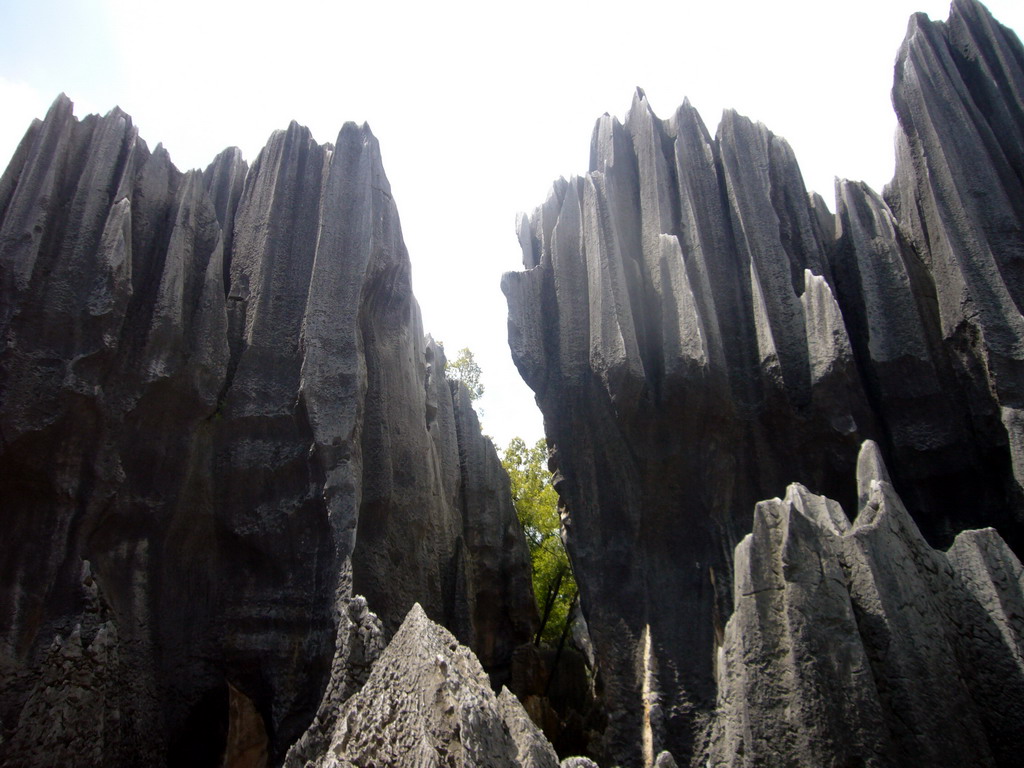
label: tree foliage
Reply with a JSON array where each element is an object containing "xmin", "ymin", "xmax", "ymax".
[
  {"xmin": 502, "ymin": 437, "xmax": 577, "ymax": 646},
  {"xmin": 446, "ymin": 347, "xmax": 484, "ymax": 402}
]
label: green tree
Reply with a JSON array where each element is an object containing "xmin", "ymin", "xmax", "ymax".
[
  {"xmin": 446, "ymin": 347, "xmax": 484, "ymax": 402},
  {"xmin": 502, "ymin": 437, "xmax": 577, "ymax": 646}
]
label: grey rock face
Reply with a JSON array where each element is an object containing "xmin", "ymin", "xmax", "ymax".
[
  {"xmin": 710, "ymin": 441, "xmax": 1024, "ymax": 767},
  {"xmin": 504, "ymin": 90, "xmax": 875, "ymax": 766},
  {"xmin": 0, "ymin": 96, "xmax": 535, "ymax": 765},
  {"xmin": 292, "ymin": 603, "xmax": 558, "ymax": 768},
  {"xmin": 503, "ymin": 2, "xmax": 1024, "ymax": 764}
]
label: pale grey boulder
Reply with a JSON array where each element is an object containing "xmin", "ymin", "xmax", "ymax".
[
  {"xmin": 299, "ymin": 604, "xmax": 553, "ymax": 768},
  {"xmin": 710, "ymin": 440, "xmax": 1024, "ymax": 767},
  {"xmin": 712, "ymin": 483, "xmax": 888, "ymax": 768},
  {"xmin": 497, "ymin": 687, "xmax": 560, "ymax": 768},
  {"xmin": 948, "ymin": 528, "xmax": 1024, "ymax": 671}
]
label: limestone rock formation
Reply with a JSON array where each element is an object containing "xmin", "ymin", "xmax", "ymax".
[
  {"xmin": 503, "ymin": 1, "xmax": 1024, "ymax": 764},
  {"xmin": 710, "ymin": 441, "xmax": 1024, "ymax": 767},
  {"xmin": 289, "ymin": 603, "xmax": 558, "ymax": 768},
  {"xmin": 0, "ymin": 96, "xmax": 536, "ymax": 766}
]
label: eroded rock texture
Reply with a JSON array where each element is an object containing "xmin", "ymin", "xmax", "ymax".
[
  {"xmin": 0, "ymin": 96, "xmax": 535, "ymax": 766},
  {"xmin": 503, "ymin": 1, "xmax": 1024, "ymax": 764},
  {"xmin": 289, "ymin": 603, "xmax": 559, "ymax": 768},
  {"xmin": 711, "ymin": 441, "xmax": 1024, "ymax": 767}
]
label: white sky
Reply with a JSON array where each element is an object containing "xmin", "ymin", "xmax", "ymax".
[{"xmin": 3, "ymin": 0, "xmax": 1023, "ymax": 449}]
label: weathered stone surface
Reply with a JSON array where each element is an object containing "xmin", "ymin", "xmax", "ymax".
[
  {"xmin": 282, "ymin": 597, "xmax": 385, "ymax": 768},
  {"xmin": 497, "ymin": 687, "xmax": 561, "ymax": 768},
  {"xmin": 710, "ymin": 441, "xmax": 1024, "ymax": 767},
  {"xmin": 450, "ymin": 380, "xmax": 539, "ymax": 681},
  {"xmin": 504, "ymin": 89, "xmax": 876, "ymax": 766},
  {"xmin": 888, "ymin": 0, "xmax": 1024, "ymax": 536},
  {"xmin": 0, "ymin": 96, "xmax": 536, "ymax": 766},
  {"xmin": 503, "ymin": 2, "xmax": 1024, "ymax": 764},
  {"xmin": 292, "ymin": 603, "xmax": 555, "ymax": 768}
]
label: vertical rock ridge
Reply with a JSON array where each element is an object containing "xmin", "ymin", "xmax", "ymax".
[
  {"xmin": 505, "ymin": 75, "xmax": 876, "ymax": 768},
  {"xmin": 0, "ymin": 97, "xmax": 536, "ymax": 766},
  {"xmin": 712, "ymin": 440, "xmax": 1024, "ymax": 767},
  {"xmin": 504, "ymin": 2, "xmax": 1024, "ymax": 764}
]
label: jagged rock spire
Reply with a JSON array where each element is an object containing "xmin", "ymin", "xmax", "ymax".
[{"xmin": 503, "ymin": 1, "xmax": 1024, "ymax": 764}]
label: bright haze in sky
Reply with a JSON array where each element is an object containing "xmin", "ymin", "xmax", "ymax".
[{"xmin": 3, "ymin": 0, "xmax": 1023, "ymax": 449}]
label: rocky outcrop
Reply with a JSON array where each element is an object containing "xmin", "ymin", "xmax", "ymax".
[
  {"xmin": 0, "ymin": 96, "xmax": 535, "ymax": 766},
  {"xmin": 290, "ymin": 603, "xmax": 558, "ymax": 768},
  {"xmin": 504, "ymin": 89, "xmax": 884, "ymax": 767},
  {"xmin": 710, "ymin": 441, "xmax": 1024, "ymax": 767},
  {"xmin": 503, "ymin": 1, "xmax": 1024, "ymax": 764}
]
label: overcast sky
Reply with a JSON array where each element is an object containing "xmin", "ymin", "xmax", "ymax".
[{"xmin": 3, "ymin": 0, "xmax": 1022, "ymax": 448}]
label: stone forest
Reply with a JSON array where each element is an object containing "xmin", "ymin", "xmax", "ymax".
[{"xmin": 2, "ymin": 0, "xmax": 1024, "ymax": 766}]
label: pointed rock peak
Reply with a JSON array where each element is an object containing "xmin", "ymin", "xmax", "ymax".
[
  {"xmin": 786, "ymin": 482, "xmax": 850, "ymax": 535},
  {"xmin": 220, "ymin": 146, "xmax": 244, "ymax": 163},
  {"xmin": 811, "ymin": 190, "xmax": 832, "ymax": 212},
  {"xmin": 802, "ymin": 269, "xmax": 822, "ymax": 295},
  {"xmin": 49, "ymin": 92, "xmax": 74, "ymax": 113},
  {"xmin": 952, "ymin": 0, "xmax": 992, "ymax": 24},
  {"xmin": 105, "ymin": 105, "xmax": 130, "ymax": 123},
  {"xmin": 719, "ymin": 107, "xmax": 739, "ymax": 127},
  {"xmin": 516, "ymin": 211, "xmax": 538, "ymax": 269},
  {"xmin": 337, "ymin": 120, "xmax": 380, "ymax": 153},
  {"xmin": 856, "ymin": 440, "xmax": 891, "ymax": 511},
  {"xmin": 402, "ymin": 601, "xmax": 428, "ymax": 627},
  {"xmin": 205, "ymin": 145, "xmax": 246, "ymax": 175},
  {"xmin": 753, "ymin": 497, "xmax": 786, "ymax": 530},
  {"xmin": 628, "ymin": 86, "xmax": 662, "ymax": 129},
  {"xmin": 42, "ymin": 93, "xmax": 76, "ymax": 126},
  {"xmin": 716, "ymin": 108, "xmax": 770, "ymax": 148},
  {"xmin": 902, "ymin": 10, "xmax": 938, "ymax": 45},
  {"xmin": 630, "ymin": 86, "xmax": 652, "ymax": 114}
]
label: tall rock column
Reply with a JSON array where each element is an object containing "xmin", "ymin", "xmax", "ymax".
[
  {"xmin": 504, "ymin": 3, "xmax": 1024, "ymax": 763},
  {"xmin": 886, "ymin": 0, "xmax": 1024, "ymax": 543},
  {"xmin": 504, "ymin": 90, "xmax": 875, "ymax": 766},
  {"xmin": 0, "ymin": 97, "xmax": 535, "ymax": 767}
]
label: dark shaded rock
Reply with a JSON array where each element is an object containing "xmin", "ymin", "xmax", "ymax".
[
  {"xmin": 0, "ymin": 96, "xmax": 536, "ymax": 766},
  {"xmin": 449, "ymin": 378, "xmax": 538, "ymax": 682},
  {"xmin": 282, "ymin": 597, "xmax": 385, "ymax": 768},
  {"xmin": 504, "ymin": 91, "xmax": 876, "ymax": 767},
  {"xmin": 710, "ymin": 441, "xmax": 1024, "ymax": 767},
  {"xmin": 289, "ymin": 603, "xmax": 558, "ymax": 768},
  {"xmin": 503, "ymin": 2, "xmax": 1024, "ymax": 764},
  {"xmin": 223, "ymin": 683, "xmax": 270, "ymax": 768}
]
